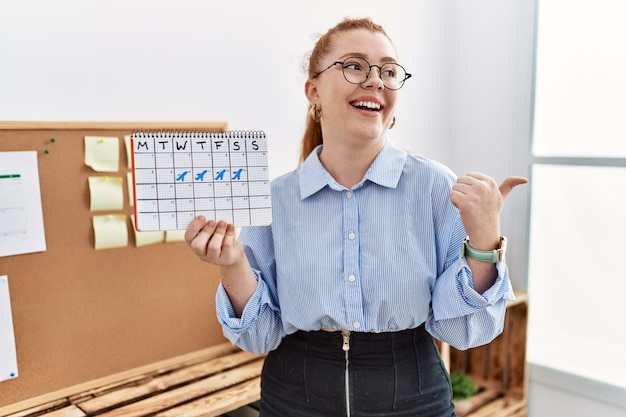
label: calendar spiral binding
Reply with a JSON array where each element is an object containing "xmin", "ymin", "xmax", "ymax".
[{"xmin": 131, "ymin": 130, "xmax": 266, "ymax": 140}]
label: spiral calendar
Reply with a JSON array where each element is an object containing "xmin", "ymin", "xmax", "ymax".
[{"xmin": 131, "ymin": 130, "xmax": 271, "ymax": 231}]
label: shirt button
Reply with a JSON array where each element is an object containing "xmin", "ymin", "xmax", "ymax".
[
  {"xmin": 353, "ymin": 321, "xmax": 361, "ymax": 329},
  {"xmin": 346, "ymin": 191, "xmax": 353, "ymax": 198},
  {"xmin": 348, "ymin": 274, "xmax": 356, "ymax": 282},
  {"xmin": 348, "ymin": 232, "xmax": 356, "ymax": 240}
]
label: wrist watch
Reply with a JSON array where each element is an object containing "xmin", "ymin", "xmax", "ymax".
[{"xmin": 461, "ymin": 236, "xmax": 507, "ymax": 263}]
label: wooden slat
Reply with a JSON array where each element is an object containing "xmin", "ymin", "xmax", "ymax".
[
  {"xmin": 92, "ymin": 359, "xmax": 265, "ymax": 417},
  {"xmin": 156, "ymin": 378, "xmax": 261, "ymax": 417},
  {"xmin": 39, "ymin": 405, "xmax": 86, "ymax": 417},
  {"xmin": 508, "ymin": 406, "xmax": 528, "ymax": 417},
  {"xmin": 507, "ymin": 301, "xmax": 528, "ymax": 394},
  {"xmin": 4, "ymin": 400, "xmax": 71, "ymax": 417},
  {"xmin": 455, "ymin": 388, "xmax": 501, "ymax": 416},
  {"xmin": 221, "ymin": 403, "xmax": 260, "ymax": 417},
  {"xmin": 69, "ymin": 344, "xmax": 241, "ymax": 407},
  {"xmin": 77, "ymin": 351, "xmax": 262, "ymax": 414},
  {"xmin": 449, "ymin": 345, "xmax": 468, "ymax": 374},
  {"xmin": 486, "ymin": 328, "xmax": 507, "ymax": 390},
  {"xmin": 467, "ymin": 396, "xmax": 525, "ymax": 417},
  {"xmin": 468, "ymin": 344, "xmax": 488, "ymax": 380},
  {"xmin": 0, "ymin": 343, "xmax": 238, "ymax": 417}
]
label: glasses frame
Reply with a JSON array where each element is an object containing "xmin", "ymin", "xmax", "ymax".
[{"xmin": 313, "ymin": 57, "xmax": 412, "ymax": 90}]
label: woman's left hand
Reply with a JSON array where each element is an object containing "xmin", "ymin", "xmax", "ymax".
[{"xmin": 450, "ymin": 172, "xmax": 528, "ymax": 248}]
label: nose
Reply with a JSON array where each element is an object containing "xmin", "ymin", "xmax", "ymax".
[{"xmin": 363, "ymin": 65, "xmax": 384, "ymax": 89}]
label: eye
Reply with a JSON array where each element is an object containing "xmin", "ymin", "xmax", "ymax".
[
  {"xmin": 381, "ymin": 65, "xmax": 399, "ymax": 79},
  {"xmin": 342, "ymin": 58, "xmax": 367, "ymax": 72}
]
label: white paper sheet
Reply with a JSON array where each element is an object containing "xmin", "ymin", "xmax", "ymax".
[
  {"xmin": 0, "ymin": 275, "xmax": 18, "ymax": 382},
  {"xmin": 0, "ymin": 151, "xmax": 47, "ymax": 257}
]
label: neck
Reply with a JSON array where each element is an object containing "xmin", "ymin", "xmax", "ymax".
[{"xmin": 318, "ymin": 139, "xmax": 384, "ymax": 188}]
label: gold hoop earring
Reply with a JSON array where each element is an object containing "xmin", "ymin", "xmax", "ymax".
[
  {"xmin": 389, "ymin": 115, "xmax": 396, "ymax": 129},
  {"xmin": 309, "ymin": 104, "xmax": 321, "ymax": 123}
]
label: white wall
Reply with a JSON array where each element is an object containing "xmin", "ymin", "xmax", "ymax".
[
  {"xmin": 448, "ymin": 0, "xmax": 536, "ymax": 289},
  {"xmin": 0, "ymin": 0, "xmax": 530, "ymax": 282},
  {"xmin": 2, "ymin": 0, "xmax": 619, "ymax": 415},
  {"xmin": 0, "ymin": 0, "xmax": 451, "ymax": 182}
]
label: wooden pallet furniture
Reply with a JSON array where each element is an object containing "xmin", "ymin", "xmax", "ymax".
[
  {"xmin": 4, "ymin": 344, "xmax": 265, "ymax": 417},
  {"xmin": 5, "ymin": 296, "xmax": 527, "ymax": 417},
  {"xmin": 439, "ymin": 292, "xmax": 529, "ymax": 417}
]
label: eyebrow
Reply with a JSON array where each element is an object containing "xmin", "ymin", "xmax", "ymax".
[{"xmin": 337, "ymin": 53, "xmax": 398, "ymax": 63}]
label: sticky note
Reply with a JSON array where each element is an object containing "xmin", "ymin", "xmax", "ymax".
[
  {"xmin": 85, "ymin": 136, "xmax": 120, "ymax": 172},
  {"xmin": 93, "ymin": 214, "xmax": 128, "ymax": 250},
  {"xmin": 124, "ymin": 135, "xmax": 132, "ymax": 169},
  {"xmin": 127, "ymin": 172, "xmax": 134, "ymax": 207},
  {"xmin": 88, "ymin": 176, "xmax": 124, "ymax": 211},
  {"xmin": 165, "ymin": 230, "xmax": 186, "ymax": 242},
  {"xmin": 130, "ymin": 215, "xmax": 164, "ymax": 247}
]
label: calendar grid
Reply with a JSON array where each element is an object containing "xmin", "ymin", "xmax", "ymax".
[{"xmin": 132, "ymin": 131, "xmax": 272, "ymax": 231}]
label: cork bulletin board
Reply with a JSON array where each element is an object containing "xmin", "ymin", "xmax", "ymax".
[{"xmin": 0, "ymin": 121, "xmax": 230, "ymax": 413}]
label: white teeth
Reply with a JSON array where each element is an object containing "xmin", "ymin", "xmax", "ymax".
[{"xmin": 353, "ymin": 101, "xmax": 381, "ymax": 110}]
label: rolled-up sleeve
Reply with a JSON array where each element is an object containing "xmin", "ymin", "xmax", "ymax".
[
  {"xmin": 427, "ymin": 257, "xmax": 516, "ymax": 350},
  {"xmin": 216, "ymin": 270, "xmax": 285, "ymax": 354}
]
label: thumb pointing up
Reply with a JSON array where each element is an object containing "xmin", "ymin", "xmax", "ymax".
[
  {"xmin": 451, "ymin": 173, "xmax": 528, "ymax": 241},
  {"xmin": 499, "ymin": 176, "xmax": 529, "ymax": 201}
]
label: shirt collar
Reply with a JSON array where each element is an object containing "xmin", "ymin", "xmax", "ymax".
[{"xmin": 298, "ymin": 139, "xmax": 407, "ymax": 200}]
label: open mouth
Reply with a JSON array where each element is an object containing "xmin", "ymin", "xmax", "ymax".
[{"xmin": 351, "ymin": 100, "xmax": 382, "ymax": 112}]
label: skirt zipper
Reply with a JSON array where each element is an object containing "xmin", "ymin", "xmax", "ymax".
[{"xmin": 342, "ymin": 330, "xmax": 351, "ymax": 417}]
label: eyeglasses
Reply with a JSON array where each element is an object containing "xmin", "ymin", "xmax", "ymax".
[{"xmin": 313, "ymin": 56, "xmax": 412, "ymax": 90}]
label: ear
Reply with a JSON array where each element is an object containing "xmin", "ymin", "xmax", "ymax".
[{"xmin": 305, "ymin": 79, "xmax": 319, "ymax": 103}]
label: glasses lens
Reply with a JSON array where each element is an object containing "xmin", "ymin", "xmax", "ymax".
[
  {"xmin": 380, "ymin": 63, "xmax": 407, "ymax": 90},
  {"xmin": 341, "ymin": 57, "xmax": 370, "ymax": 84}
]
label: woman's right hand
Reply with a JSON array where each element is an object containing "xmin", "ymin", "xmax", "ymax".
[
  {"xmin": 184, "ymin": 216, "xmax": 245, "ymax": 267},
  {"xmin": 185, "ymin": 216, "xmax": 258, "ymax": 317}
]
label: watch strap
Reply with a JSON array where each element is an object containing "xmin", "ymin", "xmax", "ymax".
[{"xmin": 461, "ymin": 236, "xmax": 507, "ymax": 263}]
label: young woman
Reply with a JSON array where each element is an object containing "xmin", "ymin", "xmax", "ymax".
[{"xmin": 185, "ymin": 17, "xmax": 527, "ymax": 417}]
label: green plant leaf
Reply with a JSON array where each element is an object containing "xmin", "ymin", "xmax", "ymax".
[{"xmin": 450, "ymin": 371, "xmax": 478, "ymax": 400}]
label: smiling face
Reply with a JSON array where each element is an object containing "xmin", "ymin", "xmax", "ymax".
[{"xmin": 305, "ymin": 29, "xmax": 399, "ymax": 149}]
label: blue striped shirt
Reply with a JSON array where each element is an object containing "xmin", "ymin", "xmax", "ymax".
[{"xmin": 216, "ymin": 139, "xmax": 515, "ymax": 353}]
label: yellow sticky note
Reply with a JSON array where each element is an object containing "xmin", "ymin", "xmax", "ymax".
[
  {"xmin": 85, "ymin": 136, "xmax": 120, "ymax": 172},
  {"xmin": 130, "ymin": 215, "xmax": 164, "ymax": 247},
  {"xmin": 93, "ymin": 214, "xmax": 128, "ymax": 250},
  {"xmin": 124, "ymin": 135, "xmax": 132, "ymax": 169},
  {"xmin": 127, "ymin": 172, "xmax": 134, "ymax": 207},
  {"xmin": 88, "ymin": 176, "xmax": 124, "ymax": 211},
  {"xmin": 165, "ymin": 230, "xmax": 186, "ymax": 242}
]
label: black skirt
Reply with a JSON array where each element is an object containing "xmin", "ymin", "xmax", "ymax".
[{"xmin": 259, "ymin": 324, "xmax": 456, "ymax": 417}]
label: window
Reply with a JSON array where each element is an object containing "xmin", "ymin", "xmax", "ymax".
[{"xmin": 528, "ymin": 0, "xmax": 626, "ymax": 389}]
